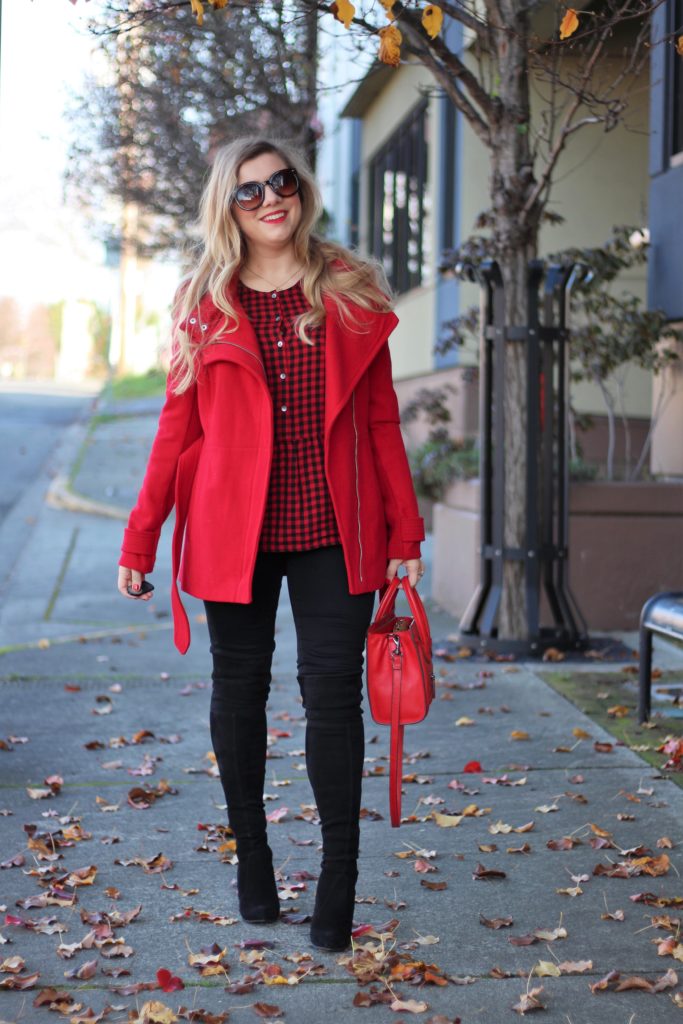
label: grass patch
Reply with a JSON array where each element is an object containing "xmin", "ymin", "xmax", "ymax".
[
  {"xmin": 108, "ymin": 368, "xmax": 167, "ymax": 400},
  {"xmin": 541, "ymin": 668, "xmax": 683, "ymax": 788}
]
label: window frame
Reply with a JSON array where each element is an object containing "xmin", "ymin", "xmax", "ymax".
[{"xmin": 367, "ymin": 98, "xmax": 430, "ymax": 295}]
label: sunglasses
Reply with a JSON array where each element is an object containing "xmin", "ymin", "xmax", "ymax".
[{"xmin": 231, "ymin": 167, "xmax": 300, "ymax": 211}]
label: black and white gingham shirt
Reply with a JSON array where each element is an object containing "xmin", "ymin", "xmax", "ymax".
[{"xmin": 237, "ymin": 279, "xmax": 342, "ymax": 552}]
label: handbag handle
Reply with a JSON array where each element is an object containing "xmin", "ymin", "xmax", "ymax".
[{"xmin": 375, "ymin": 575, "xmax": 431, "ymax": 651}]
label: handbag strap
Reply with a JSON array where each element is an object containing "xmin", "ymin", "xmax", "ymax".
[
  {"xmin": 398, "ymin": 576, "xmax": 432, "ymax": 652},
  {"xmin": 375, "ymin": 575, "xmax": 431, "ymax": 652},
  {"xmin": 389, "ymin": 640, "xmax": 404, "ymax": 827}
]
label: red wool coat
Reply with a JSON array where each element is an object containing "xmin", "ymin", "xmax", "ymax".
[{"xmin": 119, "ymin": 281, "xmax": 425, "ymax": 655}]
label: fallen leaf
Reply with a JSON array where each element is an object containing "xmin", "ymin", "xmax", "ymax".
[
  {"xmin": 389, "ymin": 996, "xmax": 429, "ymax": 1013},
  {"xmin": 512, "ymin": 984, "xmax": 545, "ymax": 1013},
  {"xmin": 480, "ymin": 914, "xmax": 513, "ymax": 929}
]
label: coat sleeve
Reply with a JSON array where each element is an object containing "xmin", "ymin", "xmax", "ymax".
[
  {"xmin": 119, "ymin": 371, "xmax": 202, "ymax": 575},
  {"xmin": 367, "ymin": 341, "xmax": 425, "ymax": 561}
]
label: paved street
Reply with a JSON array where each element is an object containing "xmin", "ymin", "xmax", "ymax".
[{"xmin": 1, "ymin": 388, "xmax": 682, "ymax": 1023}]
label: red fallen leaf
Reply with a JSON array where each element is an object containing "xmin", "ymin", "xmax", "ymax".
[
  {"xmin": 253, "ymin": 1003, "xmax": 283, "ymax": 1018},
  {"xmin": 463, "ymin": 761, "xmax": 482, "ymax": 773},
  {"xmin": 594, "ymin": 741, "xmax": 613, "ymax": 753},
  {"xmin": 156, "ymin": 966, "xmax": 185, "ymax": 991},
  {"xmin": 473, "ymin": 863, "xmax": 506, "ymax": 880}
]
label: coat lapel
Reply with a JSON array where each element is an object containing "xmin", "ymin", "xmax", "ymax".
[{"xmin": 323, "ymin": 294, "xmax": 398, "ymax": 434}]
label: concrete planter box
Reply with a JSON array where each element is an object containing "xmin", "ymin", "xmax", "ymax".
[{"xmin": 432, "ymin": 480, "xmax": 683, "ymax": 631}]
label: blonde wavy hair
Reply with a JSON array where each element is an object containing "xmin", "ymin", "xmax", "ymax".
[{"xmin": 169, "ymin": 135, "xmax": 394, "ymax": 394}]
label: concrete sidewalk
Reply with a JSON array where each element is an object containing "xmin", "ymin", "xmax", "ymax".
[{"xmin": 1, "ymin": 391, "xmax": 682, "ymax": 1023}]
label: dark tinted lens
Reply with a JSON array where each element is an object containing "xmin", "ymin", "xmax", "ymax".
[
  {"xmin": 271, "ymin": 168, "xmax": 299, "ymax": 197},
  {"xmin": 234, "ymin": 182, "xmax": 264, "ymax": 210}
]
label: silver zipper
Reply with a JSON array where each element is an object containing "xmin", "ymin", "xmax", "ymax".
[
  {"xmin": 352, "ymin": 390, "xmax": 363, "ymax": 582},
  {"xmin": 218, "ymin": 341, "xmax": 265, "ymax": 368}
]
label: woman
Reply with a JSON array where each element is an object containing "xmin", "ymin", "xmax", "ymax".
[{"xmin": 117, "ymin": 137, "xmax": 425, "ymax": 953}]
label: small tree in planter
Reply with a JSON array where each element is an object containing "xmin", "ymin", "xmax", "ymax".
[
  {"xmin": 433, "ymin": 224, "xmax": 681, "ymax": 483},
  {"xmin": 401, "ymin": 384, "xmax": 479, "ymax": 501}
]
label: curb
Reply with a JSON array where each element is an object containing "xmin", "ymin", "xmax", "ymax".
[{"xmin": 45, "ymin": 473, "xmax": 128, "ymax": 520}]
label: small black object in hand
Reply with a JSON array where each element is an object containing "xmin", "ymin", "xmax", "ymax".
[{"xmin": 127, "ymin": 580, "xmax": 155, "ymax": 598}]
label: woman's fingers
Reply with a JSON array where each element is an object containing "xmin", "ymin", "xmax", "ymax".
[{"xmin": 117, "ymin": 566, "xmax": 151, "ymax": 599}]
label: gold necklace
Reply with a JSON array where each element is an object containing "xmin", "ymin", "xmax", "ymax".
[{"xmin": 242, "ymin": 263, "xmax": 304, "ymax": 292}]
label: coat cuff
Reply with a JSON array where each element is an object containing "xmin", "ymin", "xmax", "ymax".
[
  {"xmin": 120, "ymin": 528, "xmax": 160, "ymax": 574},
  {"xmin": 401, "ymin": 516, "xmax": 425, "ymax": 542},
  {"xmin": 122, "ymin": 528, "xmax": 160, "ymax": 556}
]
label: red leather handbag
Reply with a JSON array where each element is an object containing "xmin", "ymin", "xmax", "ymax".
[{"xmin": 366, "ymin": 575, "xmax": 435, "ymax": 827}]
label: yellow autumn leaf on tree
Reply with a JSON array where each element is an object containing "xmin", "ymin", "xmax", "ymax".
[
  {"xmin": 190, "ymin": 0, "xmax": 205, "ymax": 26},
  {"xmin": 422, "ymin": 4, "xmax": 443, "ymax": 40},
  {"xmin": 207, "ymin": 0, "xmax": 228, "ymax": 7},
  {"xmin": 332, "ymin": 0, "xmax": 355, "ymax": 30},
  {"xmin": 559, "ymin": 8, "xmax": 579, "ymax": 40},
  {"xmin": 676, "ymin": 36, "xmax": 683, "ymax": 56},
  {"xmin": 380, "ymin": 0, "xmax": 396, "ymax": 21},
  {"xmin": 379, "ymin": 24, "xmax": 402, "ymax": 67}
]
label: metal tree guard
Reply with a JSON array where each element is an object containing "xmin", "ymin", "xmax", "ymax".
[{"xmin": 458, "ymin": 259, "xmax": 589, "ymax": 656}]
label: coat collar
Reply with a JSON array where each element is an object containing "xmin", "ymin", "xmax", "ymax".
[{"xmin": 197, "ymin": 277, "xmax": 398, "ymax": 430}]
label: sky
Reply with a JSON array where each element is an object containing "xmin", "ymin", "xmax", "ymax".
[{"xmin": 0, "ymin": 0, "xmax": 111, "ymax": 312}]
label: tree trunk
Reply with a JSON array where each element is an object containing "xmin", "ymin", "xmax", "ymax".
[{"xmin": 489, "ymin": 4, "xmax": 539, "ymax": 639}]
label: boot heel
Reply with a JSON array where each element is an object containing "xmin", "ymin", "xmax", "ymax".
[
  {"xmin": 236, "ymin": 845, "xmax": 280, "ymax": 924},
  {"xmin": 309, "ymin": 866, "xmax": 358, "ymax": 951}
]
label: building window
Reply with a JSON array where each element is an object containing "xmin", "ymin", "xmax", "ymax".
[
  {"xmin": 368, "ymin": 99, "xmax": 429, "ymax": 294},
  {"xmin": 669, "ymin": 0, "xmax": 683, "ymax": 158}
]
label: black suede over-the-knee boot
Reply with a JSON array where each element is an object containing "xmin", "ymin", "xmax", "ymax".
[
  {"xmin": 210, "ymin": 676, "xmax": 280, "ymax": 924},
  {"xmin": 300, "ymin": 673, "xmax": 365, "ymax": 952}
]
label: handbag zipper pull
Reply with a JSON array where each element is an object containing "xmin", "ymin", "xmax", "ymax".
[{"xmin": 391, "ymin": 634, "xmax": 402, "ymax": 657}]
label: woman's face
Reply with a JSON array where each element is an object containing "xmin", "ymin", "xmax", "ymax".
[{"xmin": 232, "ymin": 150, "xmax": 302, "ymax": 257}]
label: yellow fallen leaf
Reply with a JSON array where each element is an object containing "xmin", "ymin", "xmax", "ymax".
[
  {"xmin": 559, "ymin": 8, "xmax": 579, "ymax": 40},
  {"xmin": 421, "ymin": 4, "xmax": 443, "ymax": 39},
  {"xmin": 572, "ymin": 727, "xmax": 591, "ymax": 739},
  {"xmin": 510, "ymin": 730, "xmax": 529, "ymax": 741},
  {"xmin": 534, "ymin": 960, "xmax": 561, "ymax": 977},
  {"xmin": 332, "ymin": 0, "xmax": 355, "ymax": 30},
  {"xmin": 431, "ymin": 811, "xmax": 463, "ymax": 828},
  {"xmin": 607, "ymin": 705, "xmax": 630, "ymax": 718},
  {"xmin": 456, "ymin": 716, "xmax": 475, "ymax": 727},
  {"xmin": 378, "ymin": 24, "xmax": 402, "ymax": 67},
  {"xmin": 133, "ymin": 1002, "xmax": 178, "ymax": 1024}
]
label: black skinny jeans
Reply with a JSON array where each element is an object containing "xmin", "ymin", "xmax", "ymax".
[
  {"xmin": 203, "ymin": 544, "xmax": 377, "ymax": 867},
  {"xmin": 204, "ymin": 544, "xmax": 376, "ymax": 722}
]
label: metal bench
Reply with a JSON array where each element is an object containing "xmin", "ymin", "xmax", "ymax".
[{"xmin": 639, "ymin": 591, "xmax": 683, "ymax": 723}]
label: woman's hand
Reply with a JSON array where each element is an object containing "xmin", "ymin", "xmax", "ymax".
[
  {"xmin": 385, "ymin": 557, "xmax": 425, "ymax": 589},
  {"xmin": 117, "ymin": 565, "xmax": 154, "ymax": 600}
]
